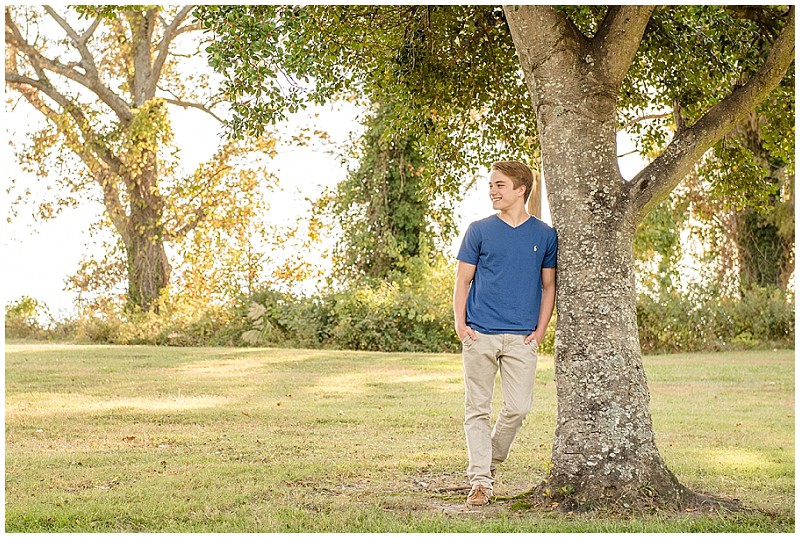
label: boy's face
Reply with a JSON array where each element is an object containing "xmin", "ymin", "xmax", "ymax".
[{"xmin": 489, "ymin": 170, "xmax": 526, "ymax": 211}]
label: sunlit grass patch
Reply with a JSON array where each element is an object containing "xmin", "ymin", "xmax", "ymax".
[
  {"xmin": 704, "ymin": 446, "xmax": 777, "ymax": 472},
  {"xmin": 8, "ymin": 392, "xmax": 231, "ymax": 417}
]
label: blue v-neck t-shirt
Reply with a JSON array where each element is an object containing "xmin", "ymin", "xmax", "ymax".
[{"xmin": 456, "ymin": 214, "xmax": 558, "ymax": 335}]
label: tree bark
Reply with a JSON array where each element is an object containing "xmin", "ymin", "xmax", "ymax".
[
  {"xmin": 121, "ymin": 151, "xmax": 171, "ymax": 312},
  {"xmin": 125, "ymin": 224, "xmax": 171, "ymax": 313},
  {"xmin": 503, "ymin": 4, "xmax": 794, "ymax": 509}
]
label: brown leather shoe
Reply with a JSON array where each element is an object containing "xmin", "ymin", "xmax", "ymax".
[{"xmin": 466, "ymin": 484, "xmax": 493, "ymax": 506}]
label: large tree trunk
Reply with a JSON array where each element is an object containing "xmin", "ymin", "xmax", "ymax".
[
  {"xmin": 504, "ymin": 4, "xmax": 793, "ymax": 509},
  {"xmin": 122, "ymin": 11, "xmax": 171, "ymax": 312},
  {"xmin": 122, "ymin": 152, "xmax": 171, "ymax": 312},
  {"xmin": 534, "ymin": 59, "xmax": 688, "ymax": 508},
  {"xmin": 503, "ymin": 5, "xmax": 688, "ymax": 509},
  {"xmin": 126, "ymin": 231, "xmax": 171, "ymax": 312},
  {"xmin": 548, "ymin": 188, "xmax": 687, "ymax": 506}
]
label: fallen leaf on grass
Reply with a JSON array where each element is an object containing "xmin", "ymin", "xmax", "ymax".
[
  {"xmin": 122, "ymin": 436, "xmax": 136, "ymax": 442},
  {"xmin": 241, "ymin": 411, "xmax": 250, "ymax": 417}
]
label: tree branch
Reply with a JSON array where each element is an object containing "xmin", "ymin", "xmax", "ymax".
[
  {"xmin": 7, "ymin": 74, "xmax": 129, "ymax": 235},
  {"xmin": 672, "ymin": 98, "xmax": 685, "ymax": 133},
  {"xmin": 94, "ymin": 172, "xmax": 130, "ymax": 239},
  {"xmin": 593, "ymin": 6, "xmax": 655, "ymax": 89},
  {"xmin": 149, "ymin": 5, "xmax": 195, "ymax": 96},
  {"xmin": 626, "ymin": 7, "xmax": 795, "ymax": 226},
  {"xmin": 9, "ymin": 75, "xmax": 97, "ymax": 167},
  {"xmin": 617, "ymin": 111, "xmax": 672, "ymax": 132},
  {"xmin": 6, "ymin": 71, "xmax": 125, "ymax": 172},
  {"xmin": 161, "ymin": 96, "xmax": 224, "ymax": 123},
  {"xmin": 81, "ymin": 16, "xmax": 102, "ymax": 42},
  {"xmin": 175, "ymin": 21, "xmax": 202, "ymax": 37},
  {"xmin": 6, "ymin": 10, "xmax": 53, "ymax": 82},
  {"xmin": 41, "ymin": 7, "xmax": 103, "ymax": 84},
  {"xmin": 43, "ymin": 6, "xmax": 84, "ymax": 48},
  {"xmin": 32, "ymin": 7, "xmax": 134, "ymax": 122},
  {"xmin": 164, "ymin": 207, "xmax": 207, "ymax": 240}
]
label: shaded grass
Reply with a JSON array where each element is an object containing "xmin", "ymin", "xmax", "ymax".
[{"xmin": 5, "ymin": 344, "xmax": 794, "ymax": 532}]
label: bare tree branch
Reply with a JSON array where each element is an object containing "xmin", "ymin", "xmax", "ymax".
[
  {"xmin": 43, "ymin": 6, "xmax": 84, "ymax": 48},
  {"xmin": 626, "ymin": 7, "xmax": 795, "ymax": 226},
  {"xmin": 617, "ymin": 112, "xmax": 672, "ymax": 132},
  {"xmin": 6, "ymin": 10, "xmax": 53, "ymax": 83},
  {"xmin": 176, "ymin": 21, "xmax": 203, "ymax": 37},
  {"xmin": 149, "ymin": 5, "xmax": 195, "ymax": 96},
  {"xmin": 81, "ymin": 16, "xmax": 102, "ymax": 42},
  {"xmin": 42, "ymin": 7, "xmax": 102, "ymax": 82},
  {"xmin": 29, "ymin": 6, "xmax": 134, "ymax": 122},
  {"xmin": 161, "ymin": 96, "xmax": 224, "ymax": 123}
]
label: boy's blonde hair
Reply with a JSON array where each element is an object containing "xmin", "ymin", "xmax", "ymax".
[{"xmin": 491, "ymin": 161, "xmax": 534, "ymax": 203}]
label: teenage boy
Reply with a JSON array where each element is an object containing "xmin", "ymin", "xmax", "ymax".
[{"xmin": 453, "ymin": 161, "xmax": 557, "ymax": 506}]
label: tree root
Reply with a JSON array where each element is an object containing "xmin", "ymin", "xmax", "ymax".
[{"xmin": 519, "ymin": 478, "xmax": 750, "ymax": 516}]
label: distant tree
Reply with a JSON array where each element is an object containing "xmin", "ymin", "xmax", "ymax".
[
  {"xmin": 5, "ymin": 5, "xmax": 274, "ymax": 312},
  {"xmin": 627, "ymin": 7, "xmax": 795, "ymax": 294},
  {"xmin": 319, "ymin": 103, "xmax": 435, "ymax": 282},
  {"xmin": 701, "ymin": 88, "xmax": 794, "ymax": 293},
  {"xmin": 198, "ymin": 5, "xmax": 794, "ymax": 509}
]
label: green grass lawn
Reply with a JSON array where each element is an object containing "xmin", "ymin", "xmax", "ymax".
[{"xmin": 5, "ymin": 344, "xmax": 794, "ymax": 532}]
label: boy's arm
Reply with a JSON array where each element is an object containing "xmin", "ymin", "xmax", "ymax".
[
  {"xmin": 453, "ymin": 261, "xmax": 478, "ymax": 341},
  {"xmin": 526, "ymin": 267, "xmax": 556, "ymax": 345}
]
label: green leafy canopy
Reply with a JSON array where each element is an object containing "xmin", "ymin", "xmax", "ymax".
[{"xmin": 197, "ymin": 5, "xmax": 792, "ymax": 200}]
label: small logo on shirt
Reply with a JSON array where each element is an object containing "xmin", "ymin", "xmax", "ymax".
[{"xmin": 533, "ymin": 245, "xmax": 538, "ymax": 252}]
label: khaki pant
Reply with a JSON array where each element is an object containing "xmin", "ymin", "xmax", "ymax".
[{"xmin": 462, "ymin": 331, "xmax": 538, "ymax": 488}]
